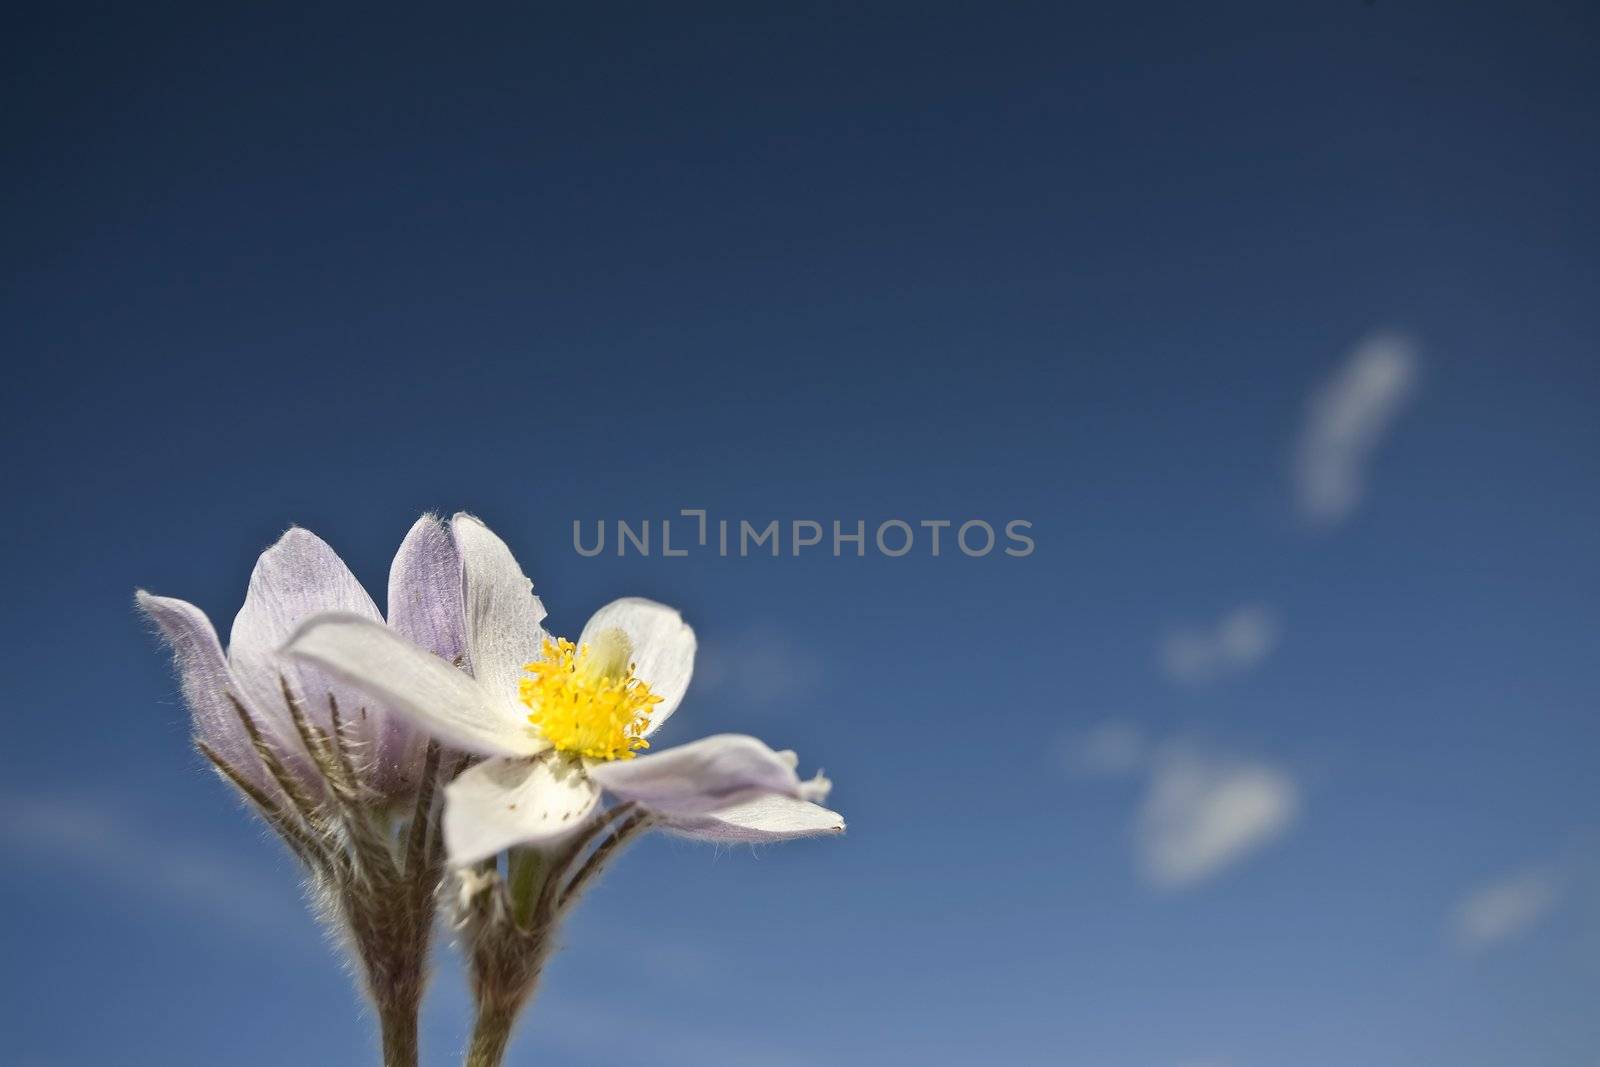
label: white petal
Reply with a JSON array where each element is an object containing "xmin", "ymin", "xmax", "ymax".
[
  {"xmin": 452, "ymin": 513, "xmax": 547, "ymax": 708},
  {"xmin": 585, "ymin": 734, "xmax": 800, "ymax": 817},
  {"xmin": 226, "ymin": 528, "xmax": 384, "ymax": 763},
  {"xmin": 443, "ymin": 756, "xmax": 601, "ymax": 865},
  {"xmin": 284, "ymin": 614, "xmax": 544, "ymax": 758},
  {"xmin": 665, "ymin": 795, "xmax": 846, "ymax": 843},
  {"xmin": 580, "ymin": 598, "xmax": 695, "ymax": 737},
  {"xmin": 799, "ymin": 770, "xmax": 833, "ymax": 804}
]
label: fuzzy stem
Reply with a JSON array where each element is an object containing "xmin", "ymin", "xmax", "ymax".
[
  {"xmin": 465, "ymin": 1001, "xmax": 519, "ymax": 1067},
  {"xmin": 379, "ymin": 995, "xmax": 421, "ymax": 1067},
  {"xmin": 463, "ymin": 926, "xmax": 550, "ymax": 1067},
  {"xmin": 459, "ymin": 809, "xmax": 653, "ymax": 1067}
]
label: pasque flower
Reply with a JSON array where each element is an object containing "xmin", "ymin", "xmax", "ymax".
[
  {"xmin": 285, "ymin": 513, "xmax": 842, "ymax": 866},
  {"xmin": 142, "ymin": 511, "xmax": 842, "ymax": 1067},
  {"xmin": 137, "ymin": 515, "xmax": 468, "ymax": 1067}
]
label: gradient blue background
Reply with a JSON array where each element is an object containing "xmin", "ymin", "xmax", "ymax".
[{"xmin": 3, "ymin": 3, "xmax": 1596, "ymax": 1065}]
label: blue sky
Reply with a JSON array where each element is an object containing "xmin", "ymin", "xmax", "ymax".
[{"xmin": 3, "ymin": 3, "xmax": 1597, "ymax": 1065}]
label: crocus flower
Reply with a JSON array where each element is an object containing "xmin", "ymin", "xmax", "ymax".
[
  {"xmin": 285, "ymin": 513, "xmax": 842, "ymax": 866},
  {"xmin": 138, "ymin": 515, "xmax": 465, "ymax": 801}
]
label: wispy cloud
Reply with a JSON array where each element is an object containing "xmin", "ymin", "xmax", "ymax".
[
  {"xmin": 1137, "ymin": 747, "xmax": 1300, "ymax": 889},
  {"xmin": 1063, "ymin": 720, "xmax": 1150, "ymax": 778},
  {"xmin": 1159, "ymin": 604, "xmax": 1280, "ymax": 686},
  {"xmin": 0, "ymin": 792, "xmax": 306, "ymax": 941},
  {"xmin": 696, "ymin": 625, "xmax": 823, "ymax": 713},
  {"xmin": 1451, "ymin": 867, "xmax": 1563, "ymax": 951},
  {"xmin": 1294, "ymin": 332, "xmax": 1419, "ymax": 525}
]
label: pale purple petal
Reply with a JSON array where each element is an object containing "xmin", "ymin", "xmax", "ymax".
[
  {"xmin": 379, "ymin": 514, "xmax": 467, "ymax": 790},
  {"xmin": 388, "ymin": 513, "xmax": 466, "ymax": 663},
  {"xmin": 579, "ymin": 598, "xmax": 695, "ymax": 738},
  {"xmin": 136, "ymin": 591, "xmax": 270, "ymax": 792},
  {"xmin": 227, "ymin": 527, "xmax": 384, "ymax": 784},
  {"xmin": 452, "ymin": 513, "xmax": 546, "ymax": 709},
  {"xmin": 664, "ymin": 795, "xmax": 846, "ymax": 843},
  {"xmin": 443, "ymin": 756, "xmax": 601, "ymax": 865},
  {"xmin": 284, "ymin": 613, "xmax": 544, "ymax": 759},
  {"xmin": 585, "ymin": 734, "xmax": 802, "ymax": 817}
]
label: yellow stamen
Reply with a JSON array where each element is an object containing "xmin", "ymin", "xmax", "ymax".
[{"xmin": 518, "ymin": 629, "xmax": 661, "ymax": 761}]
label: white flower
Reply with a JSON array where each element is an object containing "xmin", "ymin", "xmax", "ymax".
[{"xmin": 284, "ymin": 513, "xmax": 842, "ymax": 865}]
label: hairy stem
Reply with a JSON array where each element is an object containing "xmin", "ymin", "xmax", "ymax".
[
  {"xmin": 464, "ymin": 929, "xmax": 549, "ymax": 1067},
  {"xmin": 379, "ymin": 995, "xmax": 421, "ymax": 1067},
  {"xmin": 459, "ymin": 808, "xmax": 654, "ymax": 1067},
  {"xmin": 346, "ymin": 749, "xmax": 452, "ymax": 1067},
  {"xmin": 465, "ymin": 1001, "xmax": 519, "ymax": 1067}
]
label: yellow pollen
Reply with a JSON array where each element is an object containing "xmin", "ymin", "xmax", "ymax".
[{"xmin": 518, "ymin": 630, "xmax": 661, "ymax": 761}]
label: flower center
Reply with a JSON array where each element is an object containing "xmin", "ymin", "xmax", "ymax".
[{"xmin": 518, "ymin": 628, "xmax": 661, "ymax": 761}]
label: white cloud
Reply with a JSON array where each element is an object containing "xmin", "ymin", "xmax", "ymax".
[
  {"xmin": 1294, "ymin": 332, "xmax": 1419, "ymax": 525},
  {"xmin": 1451, "ymin": 868, "xmax": 1563, "ymax": 951},
  {"xmin": 0, "ymin": 793, "xmax": 305, "ymax": 940},
  {"xmin": 1064, "ymin": 720, "xmax": 1150, "ymax": 778},
  {"xmin": 1137, "ymin": 748, "xmax": 1300, "ymax": 888},
  {"xmin": 1160, "ymin": 604, "xmax": 1280, "ymax": 686},
  {"xmin": 696, "ymin": 625, "xmax": 823, "ymax": 713}
]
